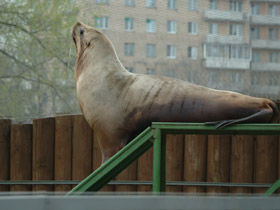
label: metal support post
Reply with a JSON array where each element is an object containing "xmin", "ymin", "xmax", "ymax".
[{"xmin": 152, "ymin": 128, "xmax": 166, "ymax": 193}]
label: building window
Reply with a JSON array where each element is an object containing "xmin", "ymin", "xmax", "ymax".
[
  {"xmin": 250, "ymin": 74, "xmax": 259, "ymax": 85},
  {"xmin": 125, "ymin": 67, "xmax": 134, "ymax": 72},
  {"xmin": 125, "ymin": 0, "xmax": 135, "ymax": 6},
  {"xmin": 94, "ymin": 16, "xmax": 109, "ymax": 29},
  {"xmin": 146, "ymin": 44, "xmax": 156, "ymax": 57},
  {"xmin": 188, "ymin": 0, "xmax": 197, "ymax": 11},
  {"xmin": 167, "ymin": 45, "xmax": 176, "ymax": 58},
  {"xmin": 146, "ymin": 0, "xmax": 156, "ymax": 8},
  {"xmin": 187, "ymin": 71, "xmax": 196, "ymax": 83},
  {"xmin": 230, "ymin": 24, "xmax": 242, "ymax": 36},
  {"xmin": 230, "ymin": 72, "xmax": 242, "ymax": 83},
  {"xmin": 250, "ymin": 4, "xmax": 260, "ymax": 15},
  {"xmin": 229, "ymin": 45, "xmax": 243, "ymax": 59},
  {"xmin": 124, "ymin": 43, "xmax": 135, "ymax": 56},
  {"xmin": 269, "ymin": 28, "xmax": 279, "ymax": 40},
  {"xmin": 270, "ymin": 52, "xmax": 279, "ymax": 63},
  {"xmin": 269, "ymin": 4, "xmax": 279, "ymax": 16},
  {"xmin": 125, "ymin": 17, "xmax": 134, "ymax": 31},
  {"xmin": 188, "ymin": 22, "xmax": 198, "ymax": 34},
  {"xmin": 230, "ymin": 1, "xmax": 242, "ymax": 12},
  {"xmin": 146, "ymin": 19, "xmax": 156, "ymax": 32},
  {"xmin": 250, "ymin": 27, "xmax": 259, "ymax": 40},
  {"xmin": 209, "ymin": 0, "xmax": 218, "ymax": 10},
  {"xmin": 269, "ymin": 77, "xmax": 277, "ymax": 86},
  {"xmin": 168, "ymin": 0, "xmax": 177, "ymax": 10},
  {"xmin": 167, "ymin": 21, "xmax": 177, "ymax": 34},
  {"xmin": 188, "ymin": 46, "xmax": 198, "ymax": 60},
  {"xmin": 252, "ymin": 51, "xmax": 260, "ymax": 62},
  {"xmin": 146, "ymin": 68, "xmax": 156, "ymax": 75},
  {"xmin": 206, "ymin": 44, "xmax": 220, "ymax": 57},
  {"xmin": 95, "ymin": 0, "xmax": 109, "ymax": 4},
  {"xmin": 209, "ymin": 71, "xmax": 219, "ymax": 83},
  {"xmin": 209, "ymin": 23, "xmax": 218, "ymax": 35},
  {"xmin": 167, "ymin": 70, "xmax": 176, "ymax": 78}
]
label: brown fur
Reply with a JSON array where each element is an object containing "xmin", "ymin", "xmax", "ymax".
[{"xmin": 72, "ymin": 22, "xmax": 279, "ymax": 163}]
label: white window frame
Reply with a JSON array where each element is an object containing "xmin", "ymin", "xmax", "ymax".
[
  {"xmin": 250, "ymin": 4, "xmax": 260, "ymax": 15},
  {"xmin": 209, "ymin": 23, "xmax": 218, "ymax": 35},
  {"xmin": 125, "ymin": 0, "xmax": 135, "ymax": 7},
  {"xmin": 125, "ymin": 17, "xmax": 134, "ymax": 31},
  {"xmin": 188, "ymin": 0, "xmax": 198, "ymax": 11},
  {"xmin": 252, "ymin": 51, "xmax": 260, "ymax": 62},
  {"xmin": 168, "ymin": 0, "xmax": 177, "ymax": 10},
  {"xmin": 230, "ymin": 0, "xmax": 242, "ymax": 12},
  {"xmin": 188, "ymin": 46, "xmax": 198, "ymax": 60},
  {"xmin": 188, "ymin": 22, "xmax": 198, "ymax": 34},
  {"xmin": 167, "ymin": 20, "xmax": 177, "ymax": 34},
  {"xmin": 146, "ymin": 19, "xmax": 156, "ymax": 33},
  {"xmin": 230, "ymin": 24, "xmax": 242, "ymax": 36},
  {"xmin": 269, "ymin": 28, "xmax": 279, "ymax": 41},
  {"xmin": 124, "ymin": 43, "xmax": 135, "ymax": 56},
  {"xmin": 230, "ymin": 72, "xmax": 242, "ymax": 83},
  {"xmin": 209, "ymin": 0, "xmax": 218, "ymax": 10},
  {"xmin": 167, "ymin": 45, "xmax": 176, "ymax": 59},
  {"xmin": 270, "ymin": 52, "xmax": 279, "ymax": 63},
  {"xmin": 95, "ymin": 16, "xmax": 109, "ymax": 29},
  {"xmin": 269, "ymin": 4, "xmax": 279, "ymax": 16},
  {"xmin": 146, "ymin": 44, "xmax": 156, "ymax": 57},
  {"xmin": 146, "ymin": 0, "xmax": 156, "ymax": 8},
  {"xmin": 229, "ymin": 45, "xmax": 243, "ymax": 59},
  {"xmin": 250, "ymin": 27, "xmax": 259, "ymax": 40}
]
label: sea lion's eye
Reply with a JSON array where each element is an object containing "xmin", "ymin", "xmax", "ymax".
[{"xmin": 80, "ymin": 29, "xmax": 84, "ymax": 36}]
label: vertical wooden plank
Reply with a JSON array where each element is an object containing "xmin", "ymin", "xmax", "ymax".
[
  {"xmin": 10, "ymin": 124, "xmax": 32, "ymax": 191},
  {"xmin": 115, "ymin": 161, "xmax": 138, "ymax": 192},
  {"xmin": 55, "ymin": 115, "xmax": 73, "ymax": 192},
  {"xmin": 32, "ymin": 117, "xmax": 55, "ymax": 191},
  {"xmin": 207, "ymin": 135, "xmax": 231, "ymax": 193},
  {"xmin": 0, "ymin": 119, "xmax": 11, "ymax": 191},
  {"xmin": 166, "ymin": 134, "xmax": 184, "ymax": 192},
  {"xmin": 137, "ymin": 147, "xmax": 153, "ymax": 192},
  {"xmin": 184, "ymin": 135, "xmax": 207, "ymax": 193},
  {"xmin": 255, "ymin": 135, "xmax": 278, "ymax": 194},
  {"xmin": 230, "ymin": 135, "xmax": 254, "ymax": 194},
  {"xmin": 93, "ymin": 131, "xmax": 115, "ymax": 192},
  {"xmin": 72, "ymin": 115, "xmax": 93, "ymax": 186}
]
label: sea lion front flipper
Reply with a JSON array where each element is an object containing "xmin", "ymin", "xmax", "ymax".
[{"xmin": 205, "ymin": 109, "xmax": 272, "ymax": 129}]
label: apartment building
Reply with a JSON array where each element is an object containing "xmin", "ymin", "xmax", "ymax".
[{"xmin": 77, "ymin": 0, "xmax": 280, "ymax": 99}]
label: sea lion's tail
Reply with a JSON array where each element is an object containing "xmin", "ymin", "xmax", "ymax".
[
  {"xmin": 268, "ymin": 100, "xmax": 279, "ymax": 123},
  {"xmin": 205, "ymin": 100, "xmax": 279, "ymax": 129}
]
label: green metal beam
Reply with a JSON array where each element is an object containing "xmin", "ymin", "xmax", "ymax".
[
  {"xmin": 67, "ymin": 122, "xmax": 280, "ymax": 195},
  {"xmin": 152, "ymin": 122, "xmax": 280, "ymax": 135},
  {"xmin": 264, "ymin": 179, "xmax": 280, "ymax": 196},
  {"xmin": 152, "ymin": 129, "xmax": 166, "ymax": 193},
  {"xmin": 67, "ymin": 127, "xmax": 153, "ymax": 195}
]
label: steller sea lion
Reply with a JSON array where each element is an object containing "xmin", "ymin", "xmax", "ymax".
[{"xmin": 72, "ymin": 22, "xmax": 279, "ymax": 163}]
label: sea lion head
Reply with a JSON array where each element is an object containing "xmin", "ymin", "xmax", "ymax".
[{"xmin": 72, "ymin": 22, "xmax": 113, "ymax": 56}]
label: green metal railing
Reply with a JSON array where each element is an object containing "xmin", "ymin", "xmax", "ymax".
[{"xmin": 67, "ymin": 123, "xmax": 280, "ymax": 196}]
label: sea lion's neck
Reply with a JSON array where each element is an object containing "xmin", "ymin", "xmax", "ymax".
[{"xmin": 75, "ymin": 36, "xmax": 126, "ymax": 82}]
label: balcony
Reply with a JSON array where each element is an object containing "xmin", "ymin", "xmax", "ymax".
[
  {"xmin": 251, "ymin": 40, "xmax": 280, "ymax": 50},
  {"xmin": 206, "ymin": 34, "xmax": 243, "ymax": 44},
  {"xmin": 204, "ymin": 58, "xmax": 250, "ymax": 69},
  {"xmin": 204, "ymin": 10, "xmax": 247, "ymax": 22},
  {"xmin": 251, "ymin": 15, "xmax": 280, "ymax": 25},
  {"xmin": 251, "ymin": 62, "xmax": 280, "ymax": 72}
]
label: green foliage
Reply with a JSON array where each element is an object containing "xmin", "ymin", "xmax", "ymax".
[{"xmin": 0, "ymin": 0, "xmax": 80, "ymax": 121}]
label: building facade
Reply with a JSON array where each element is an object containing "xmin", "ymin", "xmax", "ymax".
[{"xmin": 77, "ymin": 0, "xmax": 280, "ymax": 99}]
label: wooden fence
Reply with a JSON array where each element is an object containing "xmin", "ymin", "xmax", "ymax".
[{"xmin": 0, "ymin": 114, "xmax": 279, "ymax": 194}]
